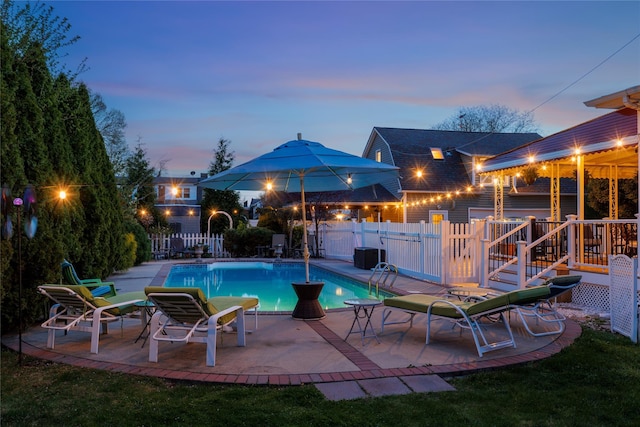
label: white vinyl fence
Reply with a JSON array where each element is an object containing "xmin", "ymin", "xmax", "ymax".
[
  {"xmin": 149, "ymin": 233, "xmax": 229, "ymax": 258},
  {"xmin": 316, "ymin": 219, "xmax": 480, "ymax": 283},
  {"xmin": 148, "ymin": 220, "xmax": 477, "ymax": 284}
]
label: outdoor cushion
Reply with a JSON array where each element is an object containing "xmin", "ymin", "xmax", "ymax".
[
  {"xmin": 144, "ymin": 286, "xmax": 258, "ymax": 325},
  {"xmin": 91, "ymin": 285, "xmax": 114, "ymax": 297},
  {"xmin": 59, "ymin": 284, "xmax": 144, "ymax": 316},
  {"xmin": 383, "ymin": 286, "xmax": 550, "ymax": 318},
  {"xmin": 546, "ymin": 275, "xmax": 582, "ymax": 287},
  {"xmin": 383, "ymin": 294, "xmax": 471, "ymax": 318}
]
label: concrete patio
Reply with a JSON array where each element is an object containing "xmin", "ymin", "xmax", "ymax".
[{"xmin": 2, "ymin": 259, "xmax": 581, "ymax": 400}]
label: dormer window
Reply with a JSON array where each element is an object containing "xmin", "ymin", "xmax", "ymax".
[{"xmin": 430, "ymin": 147, "xmax": 444, "ymax": 160}]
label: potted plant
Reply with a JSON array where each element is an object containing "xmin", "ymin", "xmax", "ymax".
[
  {"xmin": 194, "ymin": 243, "xmax": 204, "ymax": 258},
  {"xmin": 521, "ymin": 166, "xmax": 538, "ymax": 186}
]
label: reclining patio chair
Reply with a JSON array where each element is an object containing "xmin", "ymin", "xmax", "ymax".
[
  {"xmin": 60, "ymin": 260, "xmax": 115, "ymax": 297},
  {"xmin": 144, "ymin": 287, "xmax": 259, "ymax": 367},
  {"xmin": 38, "ymin": 284, "xmax": 146, "ymax": 353},
  {"xmin": 381, "ymin": 286, "xmax": 551, "ymax": 357},
  {"xmin": 515, "ymin": 275, "xmax": 582, "ymax": 337}
]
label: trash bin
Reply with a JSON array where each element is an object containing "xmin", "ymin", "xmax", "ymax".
[{"xmin": 354, "ymin": 247, "xmax": 385, "ymax": 269}]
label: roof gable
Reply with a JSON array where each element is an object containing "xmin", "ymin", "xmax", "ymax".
[
  {"xmin": 372, "ymin": 127, "xmax": 541, "ymax": 192},
  {"xmin": 374, "ymin": 127, "xmax": 541, "ymax": 156}
]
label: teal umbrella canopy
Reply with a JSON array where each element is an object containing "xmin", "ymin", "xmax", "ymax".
[
  {"xmin": 199, "ymin": 139, "xmax": 399, "ymax": 193},
  {"xmin": 199, "ymin": 138, "xmax": 400, "ymax": 282}
]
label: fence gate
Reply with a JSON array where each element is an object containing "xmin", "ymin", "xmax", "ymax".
[{"xmin": 444, "ymin": 221, "xmax": 481, "ymax": 284}]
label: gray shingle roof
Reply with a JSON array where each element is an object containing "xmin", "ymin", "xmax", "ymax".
[
  {"xmin": 374, "ymin": 127, "xmax": 541, "ymax": 156},
  {"xmin": 374, "ymin": 127, "xmax": 541, "ymax": 192}
]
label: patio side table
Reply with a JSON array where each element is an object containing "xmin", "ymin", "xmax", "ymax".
[
  {"xmin": 344, "ymin": 298, "xmax": 382, "ymax": 345},
  {"xmin": 134, "ymin": 300, "xmax": 156, "ymax": 348},
  {"xmin": 291, "ymin": 282, "xmax": 325, "ymax": 320}
]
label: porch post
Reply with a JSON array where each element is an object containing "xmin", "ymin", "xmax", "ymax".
[
  {"xmin": 516, "ymin": 240, "xmax": 527, "ymax": 289},
  {"xmin": 480, "ymin": 238, "xmax": 489, "ymax": 288},
  {"xmin": 566, "ymin": 214, "xmax": 577, "ymax": 268}
]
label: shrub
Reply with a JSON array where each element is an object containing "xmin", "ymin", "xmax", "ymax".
[
  {"xmin": 224, "ymin": 227, "xmax": 273, "ymax": 257},
  {"xmin": 123, "ymin": 221, "xmax": 151, "ymax": 265}
]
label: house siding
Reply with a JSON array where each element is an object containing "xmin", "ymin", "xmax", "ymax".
[{"xmin": 365, "ymin": 133, "xmax": 402, "ymax": 198}]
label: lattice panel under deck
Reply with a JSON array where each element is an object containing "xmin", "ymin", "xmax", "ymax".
[{"xmin": 571, "ymin": 282, "xmax": 610, "ymax": 312}]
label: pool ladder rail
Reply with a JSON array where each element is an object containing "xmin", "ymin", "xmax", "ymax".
[{"xmin": 368, "ymin": 262, "xmax": 398, "ymax": 297}]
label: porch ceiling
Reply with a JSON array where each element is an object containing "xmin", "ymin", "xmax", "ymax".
[{"xmin": 480, "ymin": 108, "xmax": 639, "ymax": 179}]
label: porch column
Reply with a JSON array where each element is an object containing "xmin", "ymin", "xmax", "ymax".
[
  {"xmin": 609, "ymin": 165, "xmax": 618, "ymax": 219},
  {"xmin": 576, "ymin": 154, "xmax": 585, "ymax": 220},
  {"xmin": 550, "ymin": 163, "xmax": 561, "ymax": 222},
  {"xmin": 493, "ymin": 173, "xmax": 504, "ymax": 220}
]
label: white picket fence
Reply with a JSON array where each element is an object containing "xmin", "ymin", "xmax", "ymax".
[{"xmin": 149, "ymin": 233, "xmax": 229, "ymax": 258}]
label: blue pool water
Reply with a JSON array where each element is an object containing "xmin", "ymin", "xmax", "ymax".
[{"xmin": 164, "ymin": 262, "xmax": 391, "ymax": 311}]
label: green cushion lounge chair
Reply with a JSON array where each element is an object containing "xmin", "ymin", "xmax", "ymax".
[
  {"xmin": 515, "ymin": 275, "xmax": 582, "ymax": 337},
  {"xmin": 144, "ymin": 287, "xmax": 259, "ymax": 367},
  {"xmin": 381, "ymin": 285, "xmax": 551, "ymax": 357},
  {"xmin": 60, "ymin": 260, "xmax": 116, "ymax": 297},
  {"xmin": 38, "ymin": 285, "xmax": 146, "ymax": 354}
]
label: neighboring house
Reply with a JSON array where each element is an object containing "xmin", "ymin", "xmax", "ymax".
[
  {"xmin": 154, "ymin": 173, "xmax": 205, "ymax": 233},
  {"xmin": 361, "ymin": 127, "xmax": 572, "ymax": 223}
]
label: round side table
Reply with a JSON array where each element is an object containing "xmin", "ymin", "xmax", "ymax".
[{"xmin": 344, "ymin": 298, "xmax": 382, "ymax": 345}]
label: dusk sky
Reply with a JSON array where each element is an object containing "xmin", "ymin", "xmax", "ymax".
[{"xmin": 49, "ymin": 1, "xmax": 639, "ymax": 185}]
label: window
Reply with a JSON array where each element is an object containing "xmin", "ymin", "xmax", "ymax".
[
  {"xmin": 375, "ymin": 149, "xmax": 381, "ymax": 162},
  {"xmin": 430, "ymin": 210, "xmax": 448, "ymax": 224},
  {"xmin": 430, "ymin": 147, "xmax": 444, "ymax": 160},
  {"xmin": 170, "ymin": 186, "xmax": 192, "ymax": 199}
]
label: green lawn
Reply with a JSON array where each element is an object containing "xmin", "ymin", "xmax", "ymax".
[{"xmin": 2, "ymin": 327, "xmax": 639, "ymax": 426}]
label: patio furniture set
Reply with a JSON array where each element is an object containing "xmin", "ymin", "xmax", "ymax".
[{"xmin": 35, "ymin": 260, "xmax": 593, "ymax": 368}]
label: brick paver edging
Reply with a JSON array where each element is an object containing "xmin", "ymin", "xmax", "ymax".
[{"xmin": 2, "ymin": 319, "xmax": 581, "ymax": 386}]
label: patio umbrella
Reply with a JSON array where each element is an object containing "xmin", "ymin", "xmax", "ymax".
[{"xmin": 198, "ymin": 135, "xmax": 400, "ymax": 282}]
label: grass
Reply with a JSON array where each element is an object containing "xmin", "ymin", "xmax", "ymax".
[{"xmin": 2, "ymin": 327, "xmax": 639, "ymax": 427}]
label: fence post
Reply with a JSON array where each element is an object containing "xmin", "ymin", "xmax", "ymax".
[
  {"xmin": 419, "ymin": 220, "xmax": 426, "ymax": 279},
  {"xmin": 485, "ymin": 215, "xmax": 494, "ymax": 240},
  {"xmin": 441, "ymin": 220, "xmax": 450, "ymax": 285}
]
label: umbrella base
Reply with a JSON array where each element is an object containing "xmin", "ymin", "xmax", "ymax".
[{"xmin": 291, "ymin": 282, "xmax": 325, "ymax": 320}]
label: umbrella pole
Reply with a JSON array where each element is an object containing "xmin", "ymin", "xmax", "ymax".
[{"xmin": 300, "ymin": 174, "xmax": 310, "ymax": 282}]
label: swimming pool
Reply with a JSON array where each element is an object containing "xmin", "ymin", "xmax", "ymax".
[{"xmin": 163, "ymin": 262, "xmax": 391, "ymax": 311}]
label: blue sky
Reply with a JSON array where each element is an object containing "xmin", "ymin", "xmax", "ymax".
[{"xmin": 48, "ymin": 1, "xmax": 639, "ymax": 181}]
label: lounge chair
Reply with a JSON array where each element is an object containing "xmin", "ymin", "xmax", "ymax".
[
  {"xmin": 144, "ymin": 287, "xmax": 259, "ymax": 366},
  {"xmin": 60, "ymin": 260, "xmax": 116, "ymax": 297},
  {"xmin": 38, "ymin": 284, "xmax": 146, "ymax": 353},
  {"xmin": 381, "ymin": 286, "xmax": 551, "ymax": 357},
  {"xmin": 269, "ymin": 234, "xmax": 286, "ymax": 258},
  {"xmin": 515, "ymin": 275, "xmax": 582, "ymax": 337}
]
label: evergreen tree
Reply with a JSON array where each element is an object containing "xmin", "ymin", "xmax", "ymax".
[
  {"xmin": 1, "ymin": 0, "xmax": 130, "ymax": 331},
  {"xmin": 125, "ymin": 142, "xmax": 161, "ymax": 226},
  {"xmin": 200, "ymin": 138, "xmax": 243, "ymax": 234}
]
